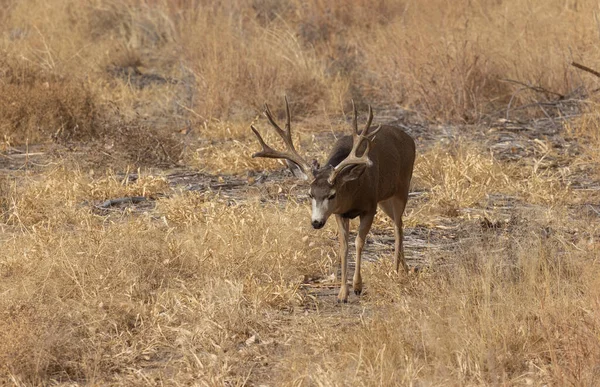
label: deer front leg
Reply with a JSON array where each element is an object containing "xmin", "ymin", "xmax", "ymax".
[
  {"xmin": 354, "ymin": 212, "xmax": 375, "ymax": 296},
  {"xmin": 335, "ymin": 215, "xmax": 350, "ymax": 303}
]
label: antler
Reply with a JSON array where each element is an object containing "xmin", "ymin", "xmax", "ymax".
[
  {"xmin": 250, "ymin": 96, "xmax": 311, "ymax": 176},
  {"xmin": 328, "ymin": 101, "xmax": 381, "ymax": 184}
]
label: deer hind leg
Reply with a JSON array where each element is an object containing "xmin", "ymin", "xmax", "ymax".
[
  {"xmin": 353, "ymin": 212, "xmax": 375, "ymax": 297},
  {"xmin": 380, "ymin": 198, "xmax": 408, "ymax": 272},
  {"xmin": 390, "ymin": 196, "xmax": 408, "ymax": 273},
  {"xmin": 335, "ymin": 215, "xmax": 350, "ymax": 303},
  {"xmin": 378, "ymin": 199, "xmax": 395, "ymax": 221}
]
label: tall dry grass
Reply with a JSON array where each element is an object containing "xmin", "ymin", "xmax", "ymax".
[
  {"xmin": 2, "ymin": 0, "xmax": 600, "ymax": 142},
  {"xmin": 1, "ymin": 165, "xmax": 331, "ymax": 384},
  {"xmin": 276, "ymin": 227, "xmax": 600, "ymax": 385}
]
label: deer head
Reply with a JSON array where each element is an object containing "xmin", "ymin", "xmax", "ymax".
[{"xmin": 250, "ymin": 98, "xmax": 380, "ymax": 229}]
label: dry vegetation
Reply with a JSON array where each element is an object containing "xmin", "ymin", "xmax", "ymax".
[{"xmin": 1, "ymin": 0, "xmax": 600, "ymax": 385}]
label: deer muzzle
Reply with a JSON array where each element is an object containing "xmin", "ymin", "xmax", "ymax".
[
  {"xmin": 311, "ymin": 219, "xmax": 325, "ymax": 229},
  {"xmin": 311, "ymin": 199, "xmax": 331, "ymax": 230}
]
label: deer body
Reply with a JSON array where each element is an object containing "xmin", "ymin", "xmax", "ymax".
[
  {"xmin": 314, "ymin": 126, "xmax": 415, "ymax": 219},
  {"xmin": 251, "ymin": 99, "xmax": 415, "ymax": 303}
]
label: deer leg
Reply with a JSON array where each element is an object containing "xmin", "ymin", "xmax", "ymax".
[
  {"xmin": 335, "ymin": 214, "xmax": 350, "ymax": 303},
  {"xmin": 353, "ymin": 212, "xmax": 375, "ymax": 296},
  {"xmin": 391, "ymin": 197, "xmax": 408, "ymax": 273},
  {"xmin": 378, "ymin": 199, "xmax": 395, "ymax": 221},
  {"xmin": 380, "ymin": 198, "xmax": 407, "ymax": 272}
]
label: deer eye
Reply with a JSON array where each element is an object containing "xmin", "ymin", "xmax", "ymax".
[
  {"xmin": 308, "ymin": 192, "xmax": 314, "ymax": 199},
  {"xmin": 328, "ymin": 193, "xmax": 336, "ymax": 200}
]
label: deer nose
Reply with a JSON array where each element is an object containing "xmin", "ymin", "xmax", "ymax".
[{"xmin": 312, "ymin": 220, "xmax": 325, "ymax": 229}]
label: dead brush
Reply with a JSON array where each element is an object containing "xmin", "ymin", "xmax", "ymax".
[
  {"xmin": 413, "ymin": 141, "xmax": 573, "ymax": 221},
  {"xmin": 5, "ymin": 163, "xmax": 170, "ymax": 228},
  {"xmin": 84, "ymin": 0, "xmax": 177, "ymax": 47},
  {"xmin": 352, "ymin": 0, "xmax": 600, "ymax": 122},
  {"xmin": 85, "ymin": 168, "xmax": 170, "ymax": 199},
  {"xmin": 98, "ymin": 120, "xmax": 184, "ymax": 167},
  {"xmin": 3, "ymin": 0, "xmax": 600, "ymax": 124},
  {"xmin": 0, "ymin": 59, "xmax": 100, "ymax": 144},
  {"xmin": 1, "ymin": 191, "xmax": 330, "ymax": 383},
  {"xmin": 155, "ymin": 190, "xmax": 212, "ymax": 226},
  {"xmin": 365, "ymin": 35, "xmax": 510, "ymax": 122},
  {"xmin": 275, "ymin": 222, "xmax": 600, "ymax": 385},
  {"xmin": 564, "ymin": 104, "xmax": 600, "ymax": 173},
  {"xmin": 178, "ymin": 9, "xmax": 337, "ymax": 120},
  {"xmin": 415, "ymin": 142, "xmax": 508, "ymax": 212}
]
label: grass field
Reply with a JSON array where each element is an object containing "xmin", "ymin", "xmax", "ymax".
[{"xmin": 1, "ymin": 0, "xmax": 600, "ymax": 385}]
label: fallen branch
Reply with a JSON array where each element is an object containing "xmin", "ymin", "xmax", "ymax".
[
  {"xmin": 500, "ymin": 78, "xmax": 564, "ymax": 99},
  {"xmin": 98, "ymin": 196, "xmax": 147, "ymax": 208},
  {"xmin": 5, "ymin": 152, "xmax": 46, "ymax": 158},
  {"xmin": 572, "ymin": 61, "xmax": 600, "ymax": 78}
]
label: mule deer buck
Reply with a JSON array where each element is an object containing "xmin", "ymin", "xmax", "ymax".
[{"xmin": 250, "ymin": 98, "xmax": 415, "ymax": 303}]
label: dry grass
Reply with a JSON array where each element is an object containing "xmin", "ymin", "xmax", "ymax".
[
  {"xmin": 3, "ymin": 0, "xmax": 600, "ymax": 136},
  {"xmin": 2, "ymin": 0, "xmax": 600, "ymax": 385},
  {"xmin": 565, "ymin": 103, "xmax": 600, "ymax": 177},
  {"xmin": 0, "ymin": 58, "xmax": 100, "ymax": 144},
  {"xmin": 412, "ymin": 141, "xmax": 573, "ymax": 220},
  {"xmin": 1, "ymin": 170, "xmax": 331, "ymax": 384},
  {"xmin": 2, "ymin": 143, "xmax": 598, "ymax": 384},
  {"xmin": 276, "ymin": 230, "xmax": 600, "ymax": 386}
]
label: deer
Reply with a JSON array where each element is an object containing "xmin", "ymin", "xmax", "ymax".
[{"xmin": 250, "ymin": 97, "xmax": 416, "ymax": 303}]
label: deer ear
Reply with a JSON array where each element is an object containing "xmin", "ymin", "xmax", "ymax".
[
  {"xmin": 285, "ymin": 160, "xmax": 309, "ymax": 180},
  {"xmin": 337, "ymin": 164, "xmax": 367, "ymax": 184},
  {"xmin": 311, "ymin": 159, "xmax": 320, "ymax": 174}
]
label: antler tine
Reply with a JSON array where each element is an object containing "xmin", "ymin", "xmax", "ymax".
[
  {"xmin": 263, "ymin": 103, "xmax": 282, "ymax": 136},
  {"xmin": 351, "ymin": 99, "xmax": 358, "ymax": 136},
  {"xmin": 264, "ymin": 100, "xmax": 296, "ymax": 151},
  {"xmin": 250, "ymin": 97, "xmax": 311, "ymax": 176},
  {"xmin": 250, "ymin": 125, "xmax": 277, "ymax": 158},
  {"xmin": 361, "ymin": 105, "xmax": 381, "ymax": 139},
  {"xmin": 284, "ymin": 95, "xmax": 292, "ymax": 133},
  {"xmin": 362, "ymin": 105, "xmax": 374, "ymax": 136}
]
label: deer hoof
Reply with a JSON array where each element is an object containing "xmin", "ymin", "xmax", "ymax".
[
  {"xmin": 337, "ymin": 285, "xmax": 349, "ymax": 303},
  {"xmin": 354, "ymin": 288, "xmax": 362, "ymax": 296}
]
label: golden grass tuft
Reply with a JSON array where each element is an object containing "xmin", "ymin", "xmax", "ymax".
[
  {"xmin": 0, "ymin": 58, "xmax": 100, "ymax": 144},
  {"xmin": 412, "ymin": 142, "xmax": 572, "ymax": 222},
  {"xmin": 4, "ymin": 165, "xmax": 170, "ymax": 228},
  {"xmin": 565, "ymin": 103, "xmax": 600, "ymax": 175}
]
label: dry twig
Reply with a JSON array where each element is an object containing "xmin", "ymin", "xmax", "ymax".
[{"xmin": 572, "ymin": 61, "xmax": 600, "ymax": 78}]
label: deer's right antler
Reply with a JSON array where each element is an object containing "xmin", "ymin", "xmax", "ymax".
[
  {"xmin": 250, "ymin": 96, "xmax": 311, "ymax": 177},
  {"xmin": 327, "ymin": 101, "xmax": 380, "ymax": 184}
]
